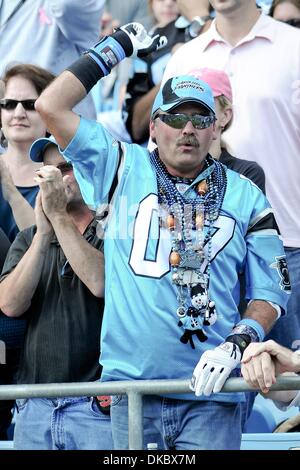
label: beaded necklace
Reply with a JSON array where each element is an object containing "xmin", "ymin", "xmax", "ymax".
[{"xmin": 150, "ymin": 149, "xmax": 227, "ymax": 348}]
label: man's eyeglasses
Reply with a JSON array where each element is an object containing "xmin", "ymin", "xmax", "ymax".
[
  {"xmin": 0, "ymin": 99, "xmax": 37, "ymax": 111},
  {"xmin": 155, "ymin": 113, "xmax": 215, "ymax": 130},
  {"xmin": 280, "ymin": 18, "xmax": 300, "ymax": 28},
  {"xmin": 56, "ymin": 162, "xmax": 73, "ymax": 175}
]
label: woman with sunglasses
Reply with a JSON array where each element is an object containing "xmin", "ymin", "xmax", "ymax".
[
  {"xmin": 0, "ymin": 63, "xmax": 54, "ymax": 442},
  {"xmin": 0, "ymin": 64, "xmax": 55, "ymax": 243}
]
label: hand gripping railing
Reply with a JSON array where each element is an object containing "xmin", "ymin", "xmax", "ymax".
[{"xmin": 1, "ymin": 376, "xmax": 300, "ymax": 449}]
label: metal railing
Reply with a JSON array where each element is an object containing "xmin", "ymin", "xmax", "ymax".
[{"xmin": 1, "ymin": 376, "xmax": 300, "ymax": 449}]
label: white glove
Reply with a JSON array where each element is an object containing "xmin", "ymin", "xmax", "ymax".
[
  {"xmin": 190, "ymin": 342, "xmax": 242, "ymax": 396},
  {"xmin": 118, "ymin": 22, "xmax": 167, "ymax": 58}
]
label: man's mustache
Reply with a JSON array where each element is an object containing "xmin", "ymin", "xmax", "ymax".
[{"xmin": 176, "ymin": 136, "xmax": 199, "ymax": 147}]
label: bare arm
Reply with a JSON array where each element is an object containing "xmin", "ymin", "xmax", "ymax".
[
  {"xmin": 35, "ymin": 71, "xmax": 85, "ymax": 150},
  {"xmin": 0, "ymin": 194, "xmax": 52, "ymax": 317},
  {"xmin": 50, "ymin": 214, "xmax": 104, "ymax": 298},
  {"xmin": 36, "ymin": 166, "xmax": 104, "ymax": 297},
  {"xmin": 263, "ymin": 372, "xmax": 299, "ymax": 404},
  {"xmin": 36, "ymin": 23, "xmax": 167, "ymax": 149},
  {"xmin": 237, "ymin": 300, "xmax": 278, "ymax": 393},
  {"xmin": 0, "ymin": 159, "xmax": 35, "ymax": 230},
  {"xmin": 242, "ymin": 300, "xmax": 278, "ymax": 335},
  {"xmin": 131, "ymin": 83, "xmax": 160, "ymax": 142},
  {"xmin": 241, "ymin": 340, "xmax": 300, "ymax": 398}
]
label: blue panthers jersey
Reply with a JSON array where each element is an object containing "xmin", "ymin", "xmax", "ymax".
[{"xmin": 63, "ymin": 118, "xmax": 290, "ymax": 402}]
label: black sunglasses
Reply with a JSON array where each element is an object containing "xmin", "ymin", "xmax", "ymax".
[
  {"xmin": 155, "ymin": 113, "xmax": 215, "ymax": 130},
  {"xmin": 0, "ymin": 99, "xmax": 37, "ymax": 111},
  {"xmin": 281, "ymin": 18, "xmax": 300, "ymax": 28}
]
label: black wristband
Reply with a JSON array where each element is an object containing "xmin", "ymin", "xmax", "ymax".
[
  {"xmin": 66, "ymin": 55, "xmax": 105, "ymax": 94},
  {"xmin": 111, "ymin": 29, "xmax": 133, "ymax": 57},
  {"xmin": 226, "ymin": 334, "xmax": 251, "ymax": 356}
]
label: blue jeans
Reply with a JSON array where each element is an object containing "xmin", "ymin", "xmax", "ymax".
[
  {"xmin": 267, "ymin": 247, "xmax": 300, "ymax": 350},
  {"xmin": 14, "ymin": 397, "xmax": 113, "ymax": 450},
  {"xmin": 111, "ymin": 395, "xmax": 242, "ymax": 450}
]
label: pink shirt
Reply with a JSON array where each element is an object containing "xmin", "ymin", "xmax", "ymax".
[{"xmin": 163, "ymin": 14, "xmax": 300, "ymax": 247}]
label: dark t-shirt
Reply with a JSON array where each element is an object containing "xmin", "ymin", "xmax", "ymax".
[
  {"xmin": 219, "ymin": 149, "xmax": 266, "ymax": 313},
  {"xmin": 219, "ymin": 148, "xmax": 266, "ymax": 193},
  {"xmin": 0, "ymin": 185, "xmax": 39, "ymax": 242},
  {"xmin": 0, "ymin": 229, "xmax": 26, "ymax": 349},
  {"xmin": 0, "ymin": 219, "xmax": 104, "ymax": 383}
]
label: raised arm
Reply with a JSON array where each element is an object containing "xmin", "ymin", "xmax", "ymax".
[
  {"xmin": 35, "ymin": 165, "xmax": 104, "ymax": 297},
  {"xmin": 177, "ymin": 0, "xmax": 212, "ymax": 34},
  {"xmin": 36, "ymin": 22, "xmax": 166, "ymax": 149},
  {"xmin": 35, "ymin": 71, "xmax": 84, "ymax": 150}
]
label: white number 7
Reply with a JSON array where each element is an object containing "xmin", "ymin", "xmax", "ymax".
[{"xmin": 129, "ymin": 195, "xmax": 235, "ymax": 278}]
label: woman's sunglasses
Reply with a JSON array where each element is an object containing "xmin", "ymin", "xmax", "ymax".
[
  {"xmin": 155, "ymin": 113, "xmax": 215, "ymax": 130},
  {"xmin": 0, "ymin": 99, "xmax": 37, "ymax": 111},
  {"xmin": 283, "ymin": 18, "xmax": 300, "ymax": 28}
]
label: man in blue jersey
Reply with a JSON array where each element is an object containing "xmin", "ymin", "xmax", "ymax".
[{"xmin": 35, "ymin": 23, "xmax": 291, "ymax": 450}]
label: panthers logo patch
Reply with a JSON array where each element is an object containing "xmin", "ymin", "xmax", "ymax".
[{"xmin": 270, "ymin": 256, "xmax": 291, "ymax": 293}]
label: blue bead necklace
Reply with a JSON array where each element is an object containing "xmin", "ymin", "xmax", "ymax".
[{"xmin": 150, "ymin": 149, "xmax": 227, "ymax": 348}]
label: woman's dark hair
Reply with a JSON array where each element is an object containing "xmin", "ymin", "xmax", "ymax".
[{"xmin": 1, "ymin": 63, "xmax": 55, "ymax": 96}]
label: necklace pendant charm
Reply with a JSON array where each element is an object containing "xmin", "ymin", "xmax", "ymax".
[
  {"xmin": 176, "ymin": 306, "xmax": 186, "ymax": 318},
  {"xmin": 178, "ymin": 306, "xmax": 208, "ymax": 348},
  {"xmin": 195, "ymin": 213, "xmax": 204, "ymax": 229},
  {"xmin": 203, "ymin": 301, "xmax": 217, "ymax": 326},
  {"xmin": 179, "ymin": 249, "xmax": 203, "ymax": 269},
  {"xmin": 166, "ymin": 214, "xmax": 175, "ymax": 230},
  {"xmin": 170, "ymin": 251, "xmax": 180, "ymax": 267},
  {"xmin": 191, "ymin": 283, "xmax": 208, "ymax": 310},
  {"xmin": 172, "ymin": 268, "xmax": 207, "ymax": 286}
]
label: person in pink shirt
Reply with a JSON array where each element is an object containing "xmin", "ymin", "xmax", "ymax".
[
  {"xmin": 163, "ymin": 0, "xmax": 298, "ymax": 352},
  {"xmin": 188, "ymin": 67, "xmax": 265, "ymax": 192}
]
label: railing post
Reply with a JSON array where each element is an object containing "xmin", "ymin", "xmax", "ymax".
[{"xmin": 127, "ymin": 391, "xmax": 143, "ymax": 450}]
